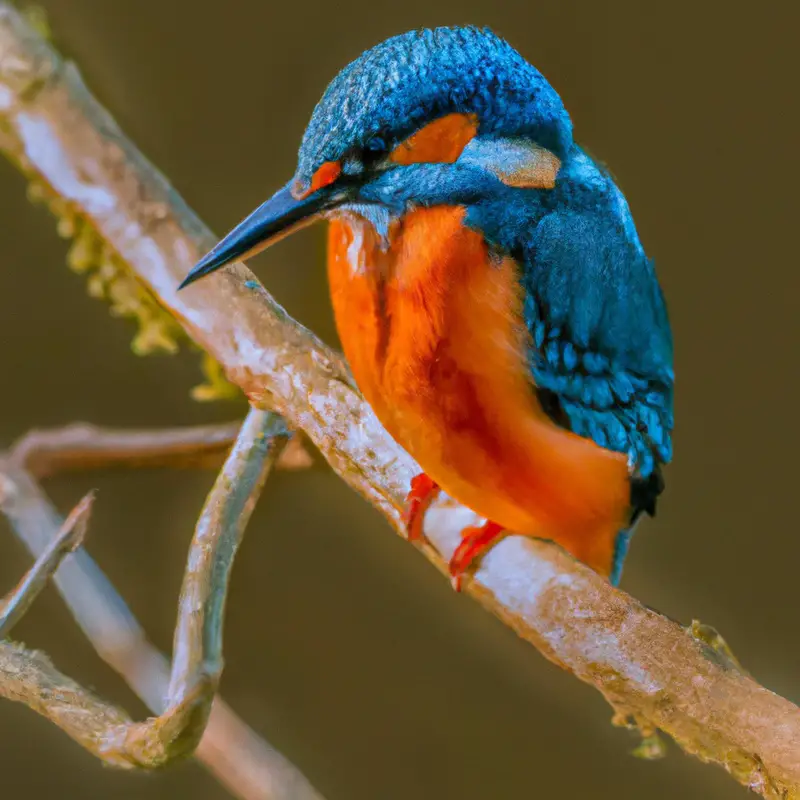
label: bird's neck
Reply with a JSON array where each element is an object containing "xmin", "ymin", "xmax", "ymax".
[
  {"xmin": 326, "ymin": 207, "xmax": 470, "ymax": 374},
  {"xmin": 325, "ymin": 205, "xmax": 521, "ymax": 432}
]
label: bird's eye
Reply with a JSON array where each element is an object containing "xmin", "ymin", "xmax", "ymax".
[{"xmin": 365, "ymin": 135, "xmax": 387, "ymax": 154}]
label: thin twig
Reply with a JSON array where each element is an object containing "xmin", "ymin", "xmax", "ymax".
[
  {"xmin": 116, "ymin": 408, "xmax": 290, "ymax": 767},
  {"xmin": 0, "ymin": 491, "xmax": 92, "ymax": 637},
  {"xmin": 9, "ymin": 421, "xmax": 313, "ymax": 478},
  {"xmin": 0, "ymin": 420, "xmax": 325, "ymax": 799},
  {"xmin": 0, "ymin": 640, "xmax": 157, "ymax": 768},
  {"xmin": 0, "ymin": 5, "xmax": 798, "ymax": 797}
]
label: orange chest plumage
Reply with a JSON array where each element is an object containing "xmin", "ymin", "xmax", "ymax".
[
  {"xmin": 327, "ymin": 207, "xmax": 532, "ymax": 461},
  {"xmin": 327, "ymin": 206, "xmax": 630, "ymax": 575}
]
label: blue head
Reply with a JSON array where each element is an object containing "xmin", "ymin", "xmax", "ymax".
[
  {"xmin": 294, "ymin": 27, "xmax": 572, "ymax": 191},
  {"xmin": 179, "ymin": 26, "xmax": 573, "ymax": 287}
]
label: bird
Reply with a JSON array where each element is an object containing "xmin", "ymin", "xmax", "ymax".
[{"xmin": 178, "ymin": 26, "xmax": 674, "ymax": 591}]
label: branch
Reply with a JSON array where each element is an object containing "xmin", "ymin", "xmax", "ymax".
[
  {"xmin": 116, "ymin": 408, "xmax": 289, "ymax": 766},
  {"xmin": 0, "ymin": 417, "xmax": 325, "ymax": 799},
  {"xmin": 0, "ymin": 639, "xmax": 156, "ymax": 768},
  {"xmin": 0, "ymin": 495, "xmax": 143, "ymax": 770},
  {"xmin": 9, "ymin": 420, "xmax": 313, "ymax": 478},
  {"xmin": 0, "ymin": 5, "xmax": 798, "ymax": 796},
  {"xmin": 0, "ymin": 491, "xmax": 91, "ymax": 637}
]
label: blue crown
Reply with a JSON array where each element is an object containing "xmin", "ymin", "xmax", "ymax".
[{"xmin": 296, "ymin": 26, "xmax": 573, "ymax": 185}]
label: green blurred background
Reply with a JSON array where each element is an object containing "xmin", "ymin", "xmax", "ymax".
[{"xmin": 1, "ymin": 1, "xmax": 797, "ymax": 798}]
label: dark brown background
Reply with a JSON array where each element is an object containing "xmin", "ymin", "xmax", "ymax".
[{"xmin": 1, "ymin": 1, "xmax": 797, "ymax": 798}]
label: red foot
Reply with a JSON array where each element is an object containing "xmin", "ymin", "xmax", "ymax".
[
  {"xmin": 449, "ymin": 521, "xmax": 505, "ymax": 592},
  {"xmin": 404, "ymin": 473, "xmax": 440, "ymax": 541}
]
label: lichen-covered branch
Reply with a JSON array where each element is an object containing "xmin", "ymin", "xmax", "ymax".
[
  {"xmin": 0, "ymin": 419, "xmax": 325, "ymax": 799},
  {"xmin": 0, "ymin": 4, "xmax": 798, "ymax": 797},
  {"xmin": 10, "ymin": 420, "xmax": 313, "ymax": 478}
]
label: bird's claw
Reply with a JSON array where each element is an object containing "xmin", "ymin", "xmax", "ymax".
[
  {"xmin": 404, "ymin": 473, "xmax": 440, "ymax": 541},
  {"xmin": 404, "ymin": 476, "xmax": 505, "ymax": 592},
  {"xmin": 448, "ymin": 521, "xmax": 505, "ymax": 592}
]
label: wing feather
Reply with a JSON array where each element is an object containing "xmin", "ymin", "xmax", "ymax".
[{"xmin": 521, "ymin": 208, "xmax": 673, "ymax": 515}]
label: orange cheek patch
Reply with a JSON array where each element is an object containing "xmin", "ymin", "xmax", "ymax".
[
  {"xmin": 390, "ymin": 113, "xmax": 478, "ymax": 165},
  {"xmin": 309, "ymin": 160, "xmax": 342, "ymax": 194}
]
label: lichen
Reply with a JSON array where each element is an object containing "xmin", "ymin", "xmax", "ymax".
[
  {"xmin": 62, "ymin": 216, "xmax": 182, "ymax": 355},
  {"xmin": 21, "ymin": 6, "xmax": 51, "ymax": 41},
  {"xmin": 631, "ymin": 732, "xmax": 667, "ymax": 760},
  {"xmin": 192, "ymin": 351, "xmax": 240, "ymax": 402},
  {"xmin": 688, "ymin": 620, "xmax": 749, "ymax": 676},
  {"xmin": 4, "ymin": 142, "xmax": 240, "ymax": 402},
  {"xmin": 665, "ymin": 717, "xmax": 796, "ymax": 800},
  {"xmin": 611, "ymin": 710, "xmax": 668, "ymax": 761}
]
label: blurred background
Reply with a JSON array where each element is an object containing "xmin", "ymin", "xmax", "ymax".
[{"xmin": 1, "ymin": 1, "xmax": 797, "ymax": 798}]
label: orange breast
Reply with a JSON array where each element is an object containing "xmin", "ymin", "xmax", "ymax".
[{"xmin": 327, "ymin": 207, "xmax": 630, "ymax": 575}]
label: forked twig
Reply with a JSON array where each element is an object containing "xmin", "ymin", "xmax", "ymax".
[
  {"xmin": 0, "ymin": 411, "xmax": 324, "ymax": 799},
  {"xmin": 109, "ymin": 408, "xmax": 288, "ymax": 765}
]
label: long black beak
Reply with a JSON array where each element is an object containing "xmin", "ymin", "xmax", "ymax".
[{"xmin": 177, "ymin": 180, "xmax": 352, "ymax": 290}]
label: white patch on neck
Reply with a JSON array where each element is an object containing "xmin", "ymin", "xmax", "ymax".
[
  {"xmin": 326, "ymin": 210, "xmax": 368, "ymax": 275},
  {"xmin": 345, "ymin": 215, "xmax": 368, "ymax": 276},
  {"xmin": 327, "ymin": 206, "xmax": 394, "ymax": 276}
]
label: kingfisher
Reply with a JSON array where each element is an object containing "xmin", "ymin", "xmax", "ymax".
[{"xmin": 179, "ymin": 26, "xmax": 674, "ymax": 590}]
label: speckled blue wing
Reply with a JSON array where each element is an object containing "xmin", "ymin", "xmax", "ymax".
[{"xmin": 519, "ymin": 158, "xmax": 674, "ymax": 520}]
